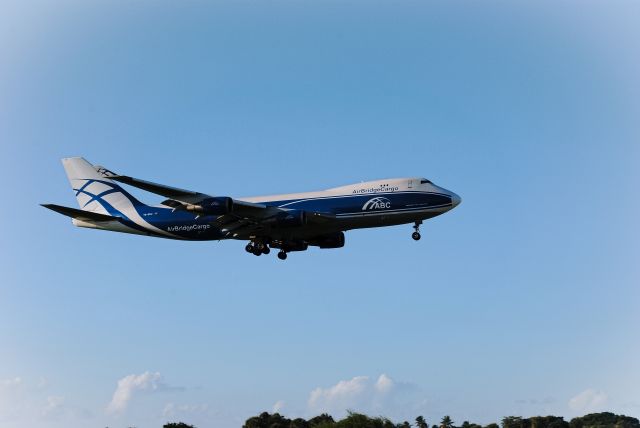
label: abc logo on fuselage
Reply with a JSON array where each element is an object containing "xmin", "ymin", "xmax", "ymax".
[{"xmin": 362, "ymin": 197, "xmax": 392, "ymax": 211}]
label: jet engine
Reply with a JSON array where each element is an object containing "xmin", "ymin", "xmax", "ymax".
[
  {"xmin": 309, "ymin": 232, "xmax": 345, "ymax": 249},
  {"xmin": 186, "ymin": 197, "xmax": 233, "ymax": 215},
  {"xmin": 268, "ymin": 210, "xmax": 307, "ymax": 228}
]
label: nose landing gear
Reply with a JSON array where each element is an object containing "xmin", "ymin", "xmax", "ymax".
[
  {"xmin": 412, "ymin": 221, "xmax": 422, "ymax": 241},
  {"xmin": 277, "ymin": 250, "xmax": 288, "ymax": 260}
]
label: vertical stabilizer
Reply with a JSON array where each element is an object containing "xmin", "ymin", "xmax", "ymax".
[{"xmin": 61, "ymin": 157, "xmax": 145, "ymax": 216}]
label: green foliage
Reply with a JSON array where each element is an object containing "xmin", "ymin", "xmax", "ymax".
[
  {"xmin": 569, "ymin": 412, "xmax": 640, "ymax": 428},
  {"xmin": 502, "ymin": 417, "xmax": 524, "ymax": 428},
  {"xmin": 529, "ymin": 416, "xmax": 568, "ymax": 428},
  {"xmin": 238, "ymin": 411, "xmax": 638, "ymax": 428},
  {"xmin": 334, "ymin": 412, "xmax": 395, "ymax": 428},
  {"xmin": 440, "ymin": 416, "xmax": 454, "ymax": 428},
  {"xmin": 416, "ymin": 416, "xmax": 429, "ymax": 428},
  {"xmin": 292, "ymin": 418, "xmax": 311, "ymax": 428},
  {"xmin": 243, "ymin": 412, "xmax": 292, "ymax": 428},
  {"xmin": 309, "ymin": 414, "xmax": 337, "ymax": 428}
]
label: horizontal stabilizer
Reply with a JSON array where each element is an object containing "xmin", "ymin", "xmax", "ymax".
[{"xmin": 41, "ymin": 204, "xmax": 118, "ymax": 222}]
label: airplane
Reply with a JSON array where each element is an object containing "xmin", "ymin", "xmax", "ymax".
[{"xmin": 42, "ymin": 157, "xmax": 461, "ymax": 260}]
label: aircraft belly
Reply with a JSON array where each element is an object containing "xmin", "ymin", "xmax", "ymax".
[
  {"xmin": 336, "ymin": 207, "xmax": 449, "ymax": 230},
  {"xmin": 72, "ymin": 218, "xmax": 152, "ymax": 236}
]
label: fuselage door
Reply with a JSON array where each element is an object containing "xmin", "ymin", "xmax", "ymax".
[{"xmin": 408, "ymin": 179, "xmax": 414, "ymax": 189}]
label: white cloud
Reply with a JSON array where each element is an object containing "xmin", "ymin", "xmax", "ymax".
[
  {"xmin": 0, "ymin": 376, "xmax": 82, "ymax": 424},
  {"xmin": 375, "ymin": 374, "xmax": 395, "ymax": 394},
  {"xmin": 569, "ymin": 389, "xmax": 608, "ymax": 412},
  {"xmin": 309, "ymin": 375, "xmax": 370, "ymax": 413},
  {"xmin": 308, "ymin": 374, "xmax": 419, "ymax": 418},
  {"xmin": 41, "ymin": 395, "xmax": 65, "ymax": 418},
  {"xmin": 37, "ymin": 377, "xmax": 49, "ymax": 389},
  {"xmin": 0, "ymin": 376, "xmax": 27, "ymax": 421},
  {"xmin": 107, "ymin": 371, "xmax": 168, "ymax": 414},
  {"xmin": 273, "ymin": 400, "xmax": 286, "ymax": 413},
  {"xmin": 1, "ymin": 377, "xmax": 23, "ymax": 388},
  {"xmin": 163, "ymin": 402, "xmax": 214, "ymax": 420}
]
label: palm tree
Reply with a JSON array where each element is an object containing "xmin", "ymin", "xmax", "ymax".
[
  {"xmin": 416, "ymin": 416, "xmax": 429, "ymax": 428},
  {"xmin": 440, "ymin": 416, "xmax": 454, "ymax": 428}
]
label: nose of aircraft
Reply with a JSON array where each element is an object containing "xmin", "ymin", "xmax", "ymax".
[{"xmin": 450, "ymin": 192, "xmax": 461, "ymax": 208}]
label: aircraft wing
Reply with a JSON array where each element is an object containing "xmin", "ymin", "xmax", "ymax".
[
  {"xmin": 95, "ymin": 165, "xmax": 209, "ymax": 204},
  {"xmin": 95, "ymin": 166, "xmax": 335, "ymax": 237}
]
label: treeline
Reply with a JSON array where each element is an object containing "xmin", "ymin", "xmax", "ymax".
[{"xmin": 163, "ymin": 411, "xmax": 639, "ymax": 428}]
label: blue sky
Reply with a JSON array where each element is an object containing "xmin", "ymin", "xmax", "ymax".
[{"xmin": 1, "ymin": 1, "xmax": 639, "ymax": 428}]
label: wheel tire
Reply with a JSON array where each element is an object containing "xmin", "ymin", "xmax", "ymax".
[
  {"xmin": 245, "ymin": 243, "xmax": 254, "ymax": 253},
  {"xmin": 262, "ymin": 246, "xmax": 271, "ymax": 255},
  {"xmin": 253, "ymin": 249, "xmax": 262, "ymax": 256},
  {"xmin": 412, "ymin": 232, "xmax": 421, "ymax": 241},
  {"xmin": 277, "ymin": 251, "xmax": 287, "ymax": 260}
]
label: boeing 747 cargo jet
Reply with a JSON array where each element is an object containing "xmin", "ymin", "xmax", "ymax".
[{"xmin": 42, "ymin": 158, "xmax": 461, "ymax": 260}]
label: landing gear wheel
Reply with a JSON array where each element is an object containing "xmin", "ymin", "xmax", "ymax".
[
  {"xmin": 412, "ymin": 221, "xmax": 422, "ymax": 241},
  {"xmin": 262, "ymin": 246, "xmax": 271, "ymax": 255},
  {"xmin": 245, "ymin": 243, "xmax": 254, "ymax": 253},
  {"xmin": 277, "ymin": 251, "xmax": 288, "ymax": 260}
]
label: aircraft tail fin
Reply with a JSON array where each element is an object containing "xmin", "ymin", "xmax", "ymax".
[{"xmin": 61, "ymin": 157, "xmax": 146, "ymax": 216}]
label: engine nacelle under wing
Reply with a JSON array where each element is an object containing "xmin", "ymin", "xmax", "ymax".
[
  {"xmin": 186, "ymin": 197, "xmax": 233, "ymax": 215},
  {"xmin": 309, "ymin": 232, "xmax": 345, "ymax": 249},
  {"xmin": 265, "ymin": 210, "xmax": 307, "ymax": 228}
]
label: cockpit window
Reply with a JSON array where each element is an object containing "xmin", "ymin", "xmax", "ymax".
[{"xmin": 420, "ymin": 179, "xmax": 432, "ymax": 184}]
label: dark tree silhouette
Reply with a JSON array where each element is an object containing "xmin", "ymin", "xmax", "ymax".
[
  {"xmin": 569, "ymin": 412, "xmax": 639, "ymax": 428},
  {"xmin": 334, "ymin": 412, "xmax": 395, "ymax": 428},
  {"xmin": 528, "ymin": 416, "xmax": 568, "ymax": 428},
  {"xmin": 309, "ymin": 414, "xmax": 336, "ymax": 428},
  {"xmin": 291, "ymin": 418, "xmax": 311, "ymax": 428},
  {"xmin": 243, "ymin": 412, "xmax": 292, "ymax": 428},
  {"xmin": 238, "ymin": 411, "xmax": 639, "ymax": 428},
  {"xmin": 502, "ymin": 417, "xmax": 524, "ymax": 428},
  {"xmin": 440, "ymin": 416, "xmax": 454, "ymax": 428},
  {"xmin": 416, "ymin": 416, "xmax": 429, "ymax": 428}
]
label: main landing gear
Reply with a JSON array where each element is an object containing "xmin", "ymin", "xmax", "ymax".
[
  {"xmin": 245, "ymin": 239, "xmax": 304, "ymax": 261},
  {"xmin": 412, "ymin": 221, "xmax": 422, "ymax": 241},
  {"xmin": 245, "ymin": 241, "xmax": 270, "ymax": 256}
]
